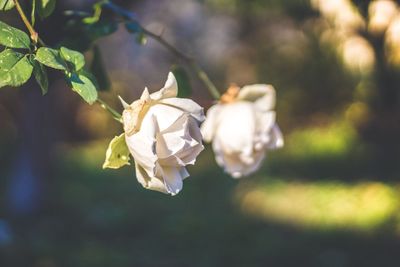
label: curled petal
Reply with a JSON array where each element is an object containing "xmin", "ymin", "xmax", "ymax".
[
  {"xmin": 159, "ymin": 98, "xmax": 205, "ymax": 122},
  {"xmin": 238, "ymin": 150, "xmax": 266, "ymax": 177},
  {"xmin": 200, "ymin": 104, "xmax": 222, "ymax": 143},
  {"xmin": 150, "ymin": 72, "xmax": 178, "ymax": 101},
  {"xmin": 125, "ymin": 114, "xmax": 158, "ymax": 175},
  {"xmin": 118, "ymin": 95, "xmax": 130, "ymax": 109},
  {"xmin": 177, "ymin": 117, "xmax": 204, "ymax": 165},
  {"xmin": 254, "ymin": 111, "xmax": 276, "ymax": 148},
  {"xmin": 135, "ymin": 162, "xmax": 167, "ymax": 194},
  {"xmin": 216, "ymin": 102, "xmax": 256, "ymax": 155},
  {"xmin": 156, "ymin": 114, "xmax": 203, "ymax": 166},
  {"xmin": 180, "ymin": 167, "xmax": 190, "ymax": 180},
  {"xmin": 140, "ymin": 87, "xmax": 151, "ymax": 101},
  {"xmin": 156, "ymin": 113, "xmax": 191, "ymax": 163},
  {"xmin": 256, "ymin": 111, "xmax": 276, "ymax": 133},
  {"xmin": 162, "ymin": 166, "xmax": 188, "ymax": 195},
  {"xmin": 238, "ymin": 84, "xmax": 276, "ymax": 111},
  {"xmin": 213, "ymin": 138, "xmax": 265, "ymax": 178},
  {"xmin": 148, "ymin": 103, "xmax": 185, "ymax": 132},
  {"xmin": 121, "ymin": 88, "xmax": 152, "ymax": 135},
  {"xmin": 267, "ymin": 124, "xmax": 284, "ymax": 149}
]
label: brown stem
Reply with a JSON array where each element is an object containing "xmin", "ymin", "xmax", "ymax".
[
  {"xmin": 12, "ymin": 0, "xmax": 40, "ymax": 44},
  {"xmin": 97, "ymin": 98, "xmax": 123, "ymax": 123},
  {"xmin": 104, "ymin": 1, "xmax": 221, "ymax": 100},
  {"xmin": 141, "ymin": 27, "xmax": 221, "ymax": 100}
]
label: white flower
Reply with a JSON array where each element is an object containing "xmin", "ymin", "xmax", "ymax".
[
  {"xmin": 201, "ymin": 84, "xmax": 283, "ymax": 178},
  {"xmin": 120, "ymin": 72, "xmax": 205, "ymax": 195}
]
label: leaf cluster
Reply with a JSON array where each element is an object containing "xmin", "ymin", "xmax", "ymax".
[{"xmin": 0, "ymin": 20, "xmax": 98, "ymax": 104}]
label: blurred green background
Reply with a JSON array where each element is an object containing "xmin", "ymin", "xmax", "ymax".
[{"xmin": 1, "ymin": 0, "xmax": 400, "ymax": 266}]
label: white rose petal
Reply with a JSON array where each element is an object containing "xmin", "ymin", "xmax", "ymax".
[
  {"xmin": 201, "ymin": 84, "xmax": 283, "ymax": 178},
  {"xmin": 150, "ymin": 72, "xmax": 178, "ymax": 101},
  {"xmin": 238, "ymin": 84, "xmax": 276, "ymax": 111},
  {"xmin": 216, "ymin": 102, "xmax": 256, "ymax": 156},
  {"xmin": 159, "ymin": 98, "xmax": 205, "ymax": 122},
  {"xmin": 267, "ymin": 124, "xmax": 284, "ymax": 149},
  {"xmin": 199, "ymin": 104, "xmax": 222, "ymax": 142},
  {"xmin": 122, "ymin": 72, "xmax": 204, "ymax": 195}
]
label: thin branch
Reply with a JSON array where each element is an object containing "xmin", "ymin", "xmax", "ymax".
[
  {"xmin": 141, "ymin": 28, "xmax": 221, "ymax": 100},
  {"xmin": 97, "ymin": 98, "xmax": 123, "ymax": 123},
  {"xmin": 12, "ymin": 0, "xmax": 40, "ymax": 44},
  {"xmin": 104, "ymin": 1, "xmax": 221, "ymax": 100}
]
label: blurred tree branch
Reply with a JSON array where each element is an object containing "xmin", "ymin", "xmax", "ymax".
[{"xmin": 103, "ymin": 1, "xmax": 222, "ymax": 100}]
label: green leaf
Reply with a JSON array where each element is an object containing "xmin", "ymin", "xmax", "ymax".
[
  {"xmin": 35, "ymin": 47, "xmax": 66, "ymax": 70},
  {"xmin": 172, "ymin": 65, "xmax": 192, "ymax": 98},
  {"xmin": 67, "ymin": 71, "xmax": 98, "ymax": 104},
  {"xmin": 103, "ymin": 133, "xmax": 131, "ymax": 169},
  {"xmin": 79, "ymin": 68, "xmax": 99, "ymax": 89},
  {"xmin": 37, "ymin": 0, "xmax": 56, "ymax": 19},
  {"xmin": 0, "ymin": 49, "xmax": 33, "ymax": 88},
  {"xmin": 60, "ymin": 46, "xmax": 85, "ymax": 71},
  {"xmin": 90, "ymin": 45, "xmax": 110, "ymax": 91},
  {"xmin": 0, "ymin": 21, "xmax": 30, "ymax": 49},
  {"xmin": 0, "ymin": 0, "xmax": 15, "ymax": 11},
  {"xmin": 32, "ymin": 60, "xmax": 48, "ymax": 95}
]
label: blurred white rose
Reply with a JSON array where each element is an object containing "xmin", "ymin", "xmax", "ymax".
[
  {"xmin": 201, "ymin": 84, "xmax": 283, "ymax": 178},
  {"xmin": 120, "ymin": 72, "xmax": 205, "ymax": 195}
]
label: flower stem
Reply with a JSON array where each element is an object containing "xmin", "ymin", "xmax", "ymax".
[
  {"xmin": 140, "ymin": 28, "xmax": 221, "ymax": 100},
  {"xmin": 97, "ymin": 98, "xmax": 123, "ymax": 123},
  {"xmin": 12, "ymin": 0, "xmax": 41, "ymax": 45},
  {"xmin": 103, "ymin": 1, "xmax": 221, "ymax": 100}
]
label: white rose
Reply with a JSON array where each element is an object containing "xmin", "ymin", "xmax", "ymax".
[
  {"xmin": 120, "ymin": 72, "xmax": 205, "ymax": 195},
  {"xmin": 201, "ymin": 84, "xmax": 283, "ymax": 178}
]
